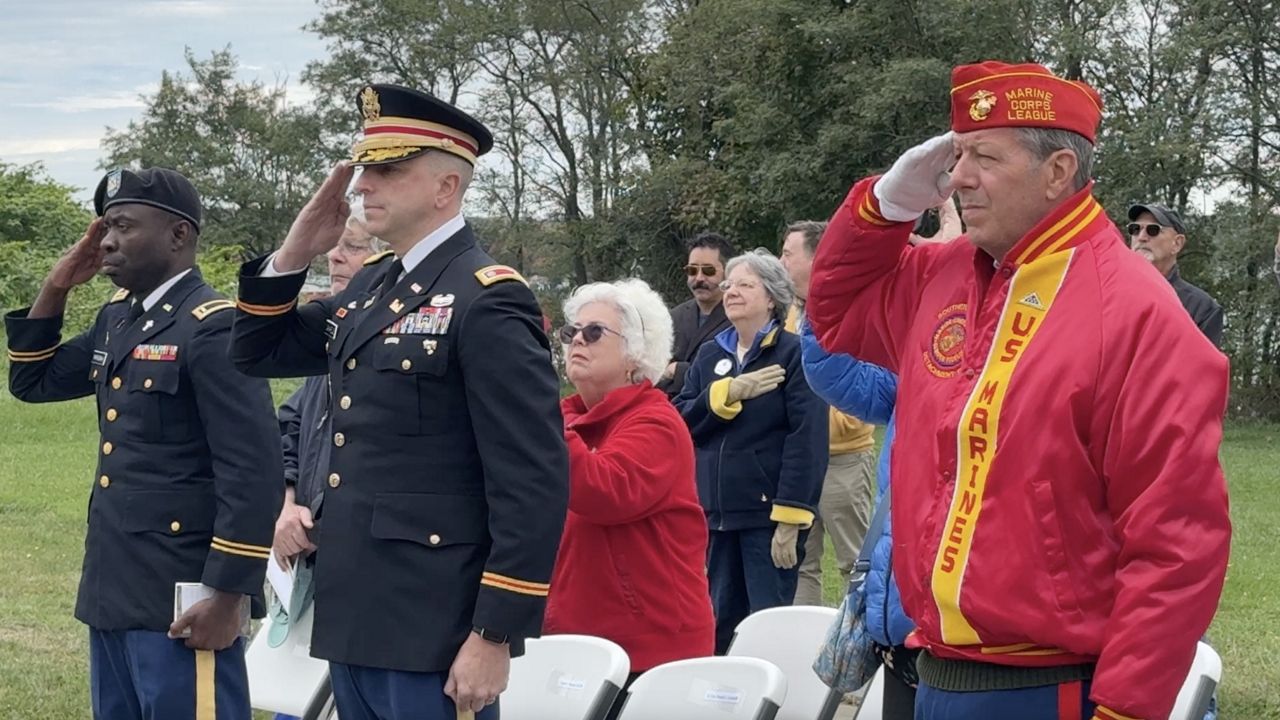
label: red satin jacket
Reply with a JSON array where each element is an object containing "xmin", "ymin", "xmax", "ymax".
[{"xmin": 808, "ymin": 177, "xmax": 1231, "ymax": 720}]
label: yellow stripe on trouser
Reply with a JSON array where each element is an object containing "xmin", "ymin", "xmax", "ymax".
[
  {"xmin": 195, "ymin": 649, "xmax": 215, "ymax": 720},
  {"xmin": 931, "ymin": 249, "xmax": 1075, "ymax": 645}
]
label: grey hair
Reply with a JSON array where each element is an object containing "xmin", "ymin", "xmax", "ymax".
[
  {"xmin": 344, "ymin": 214, "xmax": 389, "ymax": 253},
  {"xmin": 1015, "ymin": 127, "xmax": 1094, "ymax": 191},
  {"xmin": 724, "ymin": 249, "xmax": 795, "ymax": 324},
  {"xmin": 562, "ymin": 278, "xmax": 674, "ymax": 384}
]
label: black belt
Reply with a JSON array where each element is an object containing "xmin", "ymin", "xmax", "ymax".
[{"xmin": 916, "ymin": 651, "xmax": 1094, "ymax": 692}]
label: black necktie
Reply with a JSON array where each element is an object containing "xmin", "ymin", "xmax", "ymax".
[
  {"xmin": 376, "ymin": 259, "xmax": 404, "ymax": 300},
  {"xmin": 125, "ymin": 299, "xmax": 145, "ymax": 327}
]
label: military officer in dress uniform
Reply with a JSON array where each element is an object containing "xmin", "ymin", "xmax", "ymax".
[
  {"xmin": 229, "ymin": 84, "xmax": 569, "ymax": 719},
  {"xmin": 5, "ymin": 167, "xmax": 282, "ymax": 720}
]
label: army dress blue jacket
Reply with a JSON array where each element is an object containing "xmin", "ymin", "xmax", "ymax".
[
  {"xmin": 230, "ymin": 224, "xmax": 569, "ymax": 673},
  {"xmin": 5, "ymin": 269, "xmax": 283, "ymax": 632}
]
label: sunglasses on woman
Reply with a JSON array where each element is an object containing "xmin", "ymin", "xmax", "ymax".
[
  {"xmin": 1127, "ymin": 223, "xmax": 1164, "ymax": 238},
  {"xmin": 558, "ymin": 322, "xmax": 623, "ymax": 345}
]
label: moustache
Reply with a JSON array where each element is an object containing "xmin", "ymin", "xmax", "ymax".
[{"xmin": 691, "ymin": 281, "xmax": 714, "ymax": 290}]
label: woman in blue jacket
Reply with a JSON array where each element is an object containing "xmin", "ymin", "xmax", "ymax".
[
  {"xmin": 676, "ymin": 250, "xmax": 828, "ymax": 654},
  {"xmin": 799, "ymin": 320, "xmax": 917, "ymax": 720}
]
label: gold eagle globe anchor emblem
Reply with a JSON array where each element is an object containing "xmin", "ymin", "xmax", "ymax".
[{"xmin": 968, "ymin": 89, "xmax": 997, "ymax": 122}]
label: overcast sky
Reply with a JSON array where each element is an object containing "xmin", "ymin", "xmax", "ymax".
[{"xmin": 0, "ymin": 0, "xmax": 326, "ymax": 202}]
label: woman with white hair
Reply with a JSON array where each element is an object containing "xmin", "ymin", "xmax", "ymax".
[
  {"xmin": 675, "ymin": 249, "xmax": 828, "ymax": 654},
  {"xmin": 544, "ymin": 278, "xmax": 715, "ymax": 718}
]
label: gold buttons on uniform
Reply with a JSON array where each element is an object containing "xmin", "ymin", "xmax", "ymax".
[
  {"xmin": 99, "ymin": 475, "xmax": 110, "ymax": 488},
  {"xmin": 334, "ymin": 433, "xmax": 345, "ymax": 447},
  {"xmin": 170, "ymin": 521, "xmax": 181, "ymax": 533},
  {"xmin": 143, "ymin": 378, "xmax": 153, "ymax": 389},
  {"xmin": 111, "ymin": 377, "xmax": 122, "ymax": 390},
  {"xmin": 106, "ymin": 408, "xmax": 118, "ymax": 422},
  {"xmin": 400, "ymin": 359, "xmax": 412, "ymax": 371},
  {"xmin": 346, "ymin": 358, "xmax": 357, "ymax": 370},
  {"xmin": 339, "ymin": 395, "xmax": 351, "ymax": 410},
  {"xmin": 428, "ymin": 534, "xmax": 442, "ymax": 546},
  {"xmin": 328, "ymin": 473, "xmax": 341, "ymax": 488},
  {"xmin": 102, "ymin": 442, "xmax": 114, "ymax": 455}
]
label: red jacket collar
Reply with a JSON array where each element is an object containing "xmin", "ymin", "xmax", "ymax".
[
  {"xmin": 562, "ymin": 380, "xmax": 655, "ymax": 429},
  {"xmin": 1001, "ymin": 182, "xmax": 1109, "ymax": 267}
]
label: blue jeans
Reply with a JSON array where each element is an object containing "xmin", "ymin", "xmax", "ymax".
[{"xmin": 707, "ymin": 526, "xmax": 807, "ymax": 654}]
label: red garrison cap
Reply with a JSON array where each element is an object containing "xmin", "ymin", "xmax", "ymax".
[{"xmin": 950, "ymin": 61, "xmax": 1103, "ymax": 143}]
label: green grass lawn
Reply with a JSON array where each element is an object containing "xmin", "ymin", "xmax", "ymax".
[{"xmin": 0, "ymin": 390, "xmax": 1275, "ymax": 717}]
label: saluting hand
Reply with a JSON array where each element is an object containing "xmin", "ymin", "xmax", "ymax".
[
  {"xmin": 46, "ymin": 217, "xmax": 106, "ymax": 291},
  {"xmin": 445, "ymin": 631, "xmax": 510, "ymax": 713},
  {"xmin": 875, "ymin": 132, "xmax": 956, "ymax": 223},
  {"xmin": 274, "ymin": 162, "xmax": 355, "ymax": 273},
  {"xmin": 168, "ymin": 591, "xmax": 243, "ymax": 651}
]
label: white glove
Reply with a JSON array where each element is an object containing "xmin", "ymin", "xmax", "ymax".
[
  {"xmin": 874, "ymin": 132, "xmax": 956, "ymax": 223},
  {"xmin": 770, "ymin": 522, "xmax": 801, "ymax": 569},
  {"xmin": 726, "ymin": 365, "xmax": 786, "ymax": 404}
]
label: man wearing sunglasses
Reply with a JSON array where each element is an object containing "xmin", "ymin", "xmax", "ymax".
[
  {"xmin": 1127, "ymin": 203, "xmax": 1223, "ymax": 347},
  {"xmin": 656, "ymin": 232, "xmax": 736, "ymax": 397}
]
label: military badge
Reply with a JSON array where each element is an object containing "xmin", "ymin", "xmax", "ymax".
[
  {"xmin": 336, "ymin": 308, "xmax": 348, "ymax": 319},
  {"xmin": 410, "ymin": 283, "xmax": 423, "ymax": 294},
  {"xmin": 430, "ymin": 293, "xmax": 455, "ymax": 308},
  {"xmin": 92, "ymin": 350, "xmax": 108, "ymax": 367},
  {"xmin": 131, "ymin": 344, "xmax": 178, "ymax": 361},
  {"xmin": 423, "ymin": 339, "xmax": 438, "ymax": 355},
  {"xmin": 105, "ymin": 170, "xmax": 122, "ymax": 198},
  {"xmin": 924, "ymin": 303, "xmax": 967, "ymax": 378},
  {"xmin": 326, "ymin": 319, "xmax": 339, "ymax": 340},
  {"xmin": 969, "ymin": 90, "xmax": 997, "ymax": 122},
  {"xmin": 389, "ymin": 299, "xmax": 404, "ymax": 314},
  {"xmin": 360, "ymin": 86, "xmax": 381, "ymax": 122}
]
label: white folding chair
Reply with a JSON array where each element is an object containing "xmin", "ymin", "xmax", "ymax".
[
  {"xmin": 245, "ymin": 605, "xmax": 332, "ymax": 719},
  {"xmin": 727, "ymin": 606, "xmax": 844, "ymax": 720},
  {"xmin": 1169, "ymin": 641, "xmax": 1222, "ymax": 720},
  {"xmin": 504, "ymin": 634, "xmax": 631, "ymax": 720},
  {"xmin": 619, "ymin": 656, "xmax": 787, "ymax": 720},
  {"xmin": 852, "ymin": 667, "xmax": 884, "ymax": 720}
]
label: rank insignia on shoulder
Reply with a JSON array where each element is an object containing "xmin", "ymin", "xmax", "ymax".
[
  {"xmin": 192, "ymin": 299, "xmax": 235, "ymax": 320},
  {"xmin": 474, "ymin": 265, "xmax": 527, "ymax": 287},
  {"xmin": 132, "ymin": 344, "xmax": 179, "ymax": 361},
  {"xmin": 363, "ymin": 250, "xmax": 395, "ymax": 266},
  {"xmin": 110, "ymin": 288, "xmax": 131, "ymax": 303}
]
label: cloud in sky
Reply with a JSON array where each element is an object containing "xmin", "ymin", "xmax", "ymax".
[{"xmin": 0, "ymin": 0, "xmax": 326, "ymax": 200}]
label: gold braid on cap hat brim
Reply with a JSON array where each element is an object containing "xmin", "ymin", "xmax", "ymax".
[{"xmin": 351, "ymin": 117, "xmax": 480, "ymax": 165}]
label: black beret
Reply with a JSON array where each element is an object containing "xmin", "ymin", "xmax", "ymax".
[
  {"xmin": 350, "ymin": 83, "xmax": 494, "ymax": 167},
  {"xmin": 94, "ymin": 168, "xmax": 202, "ymax": 232}
]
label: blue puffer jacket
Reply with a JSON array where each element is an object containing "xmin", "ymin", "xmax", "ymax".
[{"xmin": 799, "ymin": 320, "xmax": 912, "ymax": 646}]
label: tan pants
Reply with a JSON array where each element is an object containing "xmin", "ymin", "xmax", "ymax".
[{"xmin": 794, "ymin": 448, "xmax": 876, "ymax": 606}]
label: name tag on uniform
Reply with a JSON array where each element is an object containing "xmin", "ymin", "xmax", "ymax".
[
  {"xmin": 132, "ymin": 344, "xmax": 178, "ymax": 361},
  {"xmin": 92, "ymin": 350, "xmax": 109, "ymax": 367},
  {"xmin": 384, "ymin": 307, "xmax": 452, "ymax": 335}
]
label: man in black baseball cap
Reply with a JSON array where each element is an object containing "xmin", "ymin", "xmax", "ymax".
[
  {"xmin": 6, "ymin": 166, "xmax": 281, "ymax": 718},
  {"xmin": 1127, "ymin": 202, "xmax": 1224, "ymax": 347}
]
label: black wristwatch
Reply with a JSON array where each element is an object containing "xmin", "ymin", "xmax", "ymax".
[{"xmin": 472, "ymin": 625, "xmax": 509, "ymax": 645}]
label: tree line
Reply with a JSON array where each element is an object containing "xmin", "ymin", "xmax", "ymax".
[{"xmin": 2, "ymin": 0, "xmax": 1278, "ymax": 415}]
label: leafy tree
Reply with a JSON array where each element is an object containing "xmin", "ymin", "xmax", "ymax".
[
  {"xmin": 0, "ymin": 162, "xmax": 92, "ymax": 248},
  {"xmin": 100, "ymin": 48, "xmax": 330, "ymax": 257}
]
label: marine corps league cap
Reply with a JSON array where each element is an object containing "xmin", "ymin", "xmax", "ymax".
[
  {"xmin": 950, "ymin": 61, "xmax": 1103, "ymax": 144},
  {"xmin": 93, "ymin": 167, "xmax": 203, "ymax": 232},
  {"xmin": 350, "ymin": 83, "xmax": 494, "ymax": 167}
]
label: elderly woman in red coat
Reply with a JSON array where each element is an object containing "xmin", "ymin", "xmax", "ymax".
[{"xmin": 545, "ymin": 278, "xmax": 715, "ymax": 719}]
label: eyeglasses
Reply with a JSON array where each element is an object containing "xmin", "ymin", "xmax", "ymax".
[
  {"xmin": 718, "ymin": 279, "xmax": 762, "ymax": 293},
  {"xmin": 558, "ymin": 322, "xmax": 623, "ymax": 345},
  {"xmin": 685, "ymin": 264, "xmax": 718, "ymax": 277},
  {"xmin": 1127, "ymin": 223, "xmax": 1164, "ymax": 238}
]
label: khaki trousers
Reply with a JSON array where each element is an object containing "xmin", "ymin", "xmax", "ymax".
[{"xmin": 794, "ymin": 448, "xmax": 876, "ymax": 606}]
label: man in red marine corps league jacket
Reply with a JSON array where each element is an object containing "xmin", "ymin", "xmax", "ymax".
[{"xmin": 807, "ymin": 61, "xmax": 1231, "ymax": 720}]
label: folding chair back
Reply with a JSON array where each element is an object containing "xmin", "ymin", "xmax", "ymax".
[
  {"xmin": 619, "ymin": 656, "xmax": 787, "ymax": 720},
  {"xmin": 728, "ymin": 606, "xmax": 843, "ymax": 720},
  {"xmin": 504, "ymin": 634, "xmax": 631, "ymax": 720}
]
